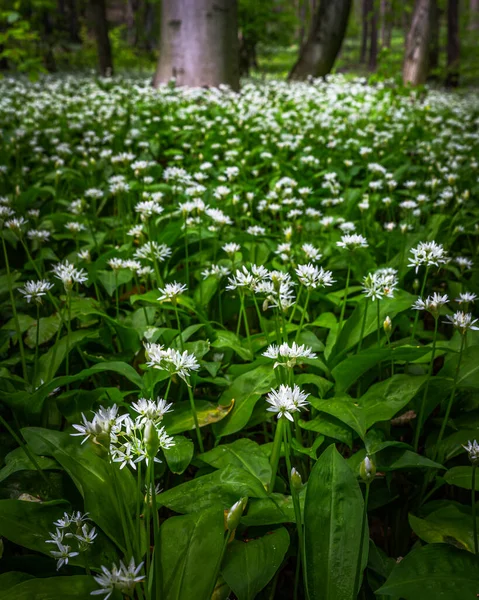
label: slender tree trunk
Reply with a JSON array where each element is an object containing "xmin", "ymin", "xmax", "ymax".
[
  {"xmin": 380, "ymin": 0, "xmax": 393, "ymax": 47},
  {"xmin": 153, "ymin": 0, "xmax": 239, "ymax": 90},
  {"xmin": 369, "ymin": 5, "xmax": 378, "ymax": 70},
  {"xmin": 469, "ymin": 0, "xmax": 479, "ymax": 29},
  {"xmin": 42, "ymin": 11, "xmax": 56, "ymax": 72},
  {"xmin": 403, "ymin": 0, "xmax": 432, "ymax": 85},
  {"xmin": 360, "ymin": 0, "xmax": 372, "ymax": 63},
  {"xmin": 66, "ymin": 0, "xmax": 81, "ymax": 44},
  {"xmin": 446, "ymin": 0, "xmax": 460, "ymax": 87},
  {"xmin": 288, "ymin": 0, "xmax": 352, "ymax": 80},
  {"xmin": 90, "ymin": 0, "xmax": 114, "ymax": 76},
  {"xmin": 428, "ymin": 0, "xmax": 440, "ymax": 77}
]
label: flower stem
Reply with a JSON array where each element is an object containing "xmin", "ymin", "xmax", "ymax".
[
  {"xmin": 472, "ymin": 466, "xmax": 478, "ymax": 555},
  {"xmin": 434, "ymin": 333, "xmax": 466, "ymax": 459},
  {"xmin": 187, "ymin": 382, "xmax": 204, "ymax": 453},
  {"xmin": 411, "ymin": 266, "xmax": 429, "ymax": 341},
  {"xmin": 115, "ymin": 271, "xmax": 119, "ymax": 319},
  {"xmin": 269, "ymin": 417, "xmax": 284, "ymax": 492},
  {"xmin": 2, "ymin": 234, "xmax": 28, "ymax": 383},
  {"xmin": 174, "ymin": 304, "xmax": 184, "ymax": 351},
  {"xmin": 338, "ymin": 264, "xmax": 351, "ymax": 334},
  {"xmin": 295, "ymin": 288, "xmax": 310, "ymax": 343},
  {"xmin": 414, "ymin": 316, "xmax": 438, "ymax": 452},
  {"xmin": 34, "ymin": 303, "xmax": 40, "ymax": 385},
  {"xmin": 357, "ymin": 298, "xmax": 369, "ymax": 354}
]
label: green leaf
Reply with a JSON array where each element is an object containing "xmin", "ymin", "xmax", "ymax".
[
  {"xmin": 377, "ymin": 448, "xmax": 444, "ymax": 471},
  {"xmin": 311, "ymin": 375, "xmax": 427, "ymax": 439},
  {"xmin": 25, "ymin": 314, "xmax": 61, "ymax": 348},
  {"xmin": 157, "ymin": 507, "xmax": 225, "ymax": 600},
  {"xmin": 299, "ymin": 415, "xmax": 353, "ymax": 447},
  {"xmin": 211, "ymin": 329, "xmax": 253, "ymax": 361},
  {"xmin": 409, "ymin": 504, "xmax": 477, "ymax": 552},
  {"xmin": 444, "ymin": 466, "xmax": 479, "ymax": 491},
  {"xmin": 163, "ymin": 436, "xmax": 194, "ymax": 474},
  {"xmin": 221, "ymin": 528, "xmax": 290, "ymax": 600},
  {"xmin": 440, "ymin": 345, "xmax": 479, "ymax": 390},
  {"xmin": 157, "ymin": 464, "xmax": 268, "ymax": 514},
  {"xmin": 97, "ymin": 269, "xmax": 133, "ymax": 296},
  {"xmin": 213, "ymin": 365, "xmax": 277, "ymax": 438},
  {"xmin": 194, "ymin": 276, "xmax": 219, "ymax": 307},
  {"xmin": 376, "ymin": 544, "xmax": 479, "ymax": 599},
  {"xmin": 295, "ymin": 373, "xmax": 333, "ymax": 398},
  {"xmin": 0, "ymin": 573, "xmax": 34, "ymax": 593},
  {"xmin": 332, "ymin": 346, "xmax": 430, "ymax": 393},
  {"xmin": 22, "ymin": 428, "xmax": 138, "ymax": 552},
  {"xmin": 0, "ymin": 447, "xmax": 59, "ymax": 482},
  {"xmin": 199, "ymin": 439, "xmax": 272, "ymax": 487},
  {"xmin": 304, "ymin": 445, "xmax": 365, "ymax": 600},
  {"xmin": 162, "ymin": 400, "xmax": 234, "ymax": 434},
  {"xmin": 0, "ymin": 576, "xmax": 96, "ymax": 600}
]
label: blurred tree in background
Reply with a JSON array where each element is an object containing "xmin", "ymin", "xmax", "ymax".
[{"xmin": 0, "ymin": 0, "xmax": 478, "ymax": 87}]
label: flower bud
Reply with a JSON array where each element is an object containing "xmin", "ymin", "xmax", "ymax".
[
  {"xmin": 226, "ymin": 497, "xmax": 248, "ymax": 531},
  {"xmin": 360, "ymin": 455, "xmax": 376, "ymax": 483},
  {"xmin": 291, "ymin": 468, "xmax": 303, "ymax": 491},
  {"xmin": 413, "ymin": 278, "xmax": 420, "ymax": 293},
  {"xmin": 144, "ymin": 420, "xmax": 160, "ymax": 458},
  {"xmin": 383, "ymin": 316, "xmax": 392, "ymax": 336},
  {"xmin": 463, "ymin": 440, "xmax": 479, "ymax": 467}
]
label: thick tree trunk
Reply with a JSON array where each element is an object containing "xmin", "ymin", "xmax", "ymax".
[
  {"xmin": 360, "ymin": 0, "xmax": 372, "ymax": 63},
  {"xmin": 288, "ymin": 0, "xmax": 352, "ymax": 80},
  {"xmin": 369, "ymin": 5, "xmax": 378, "ymax": 70},
  {"xmin": 90, "ymin": 0, "xmax": 113, "ymax": 76},
  {"xmin": 446, "ymin": 0, "xmax": 460, "ymax": 87},
  {"xmin": 153, "ymin": 0, "xmax": 239, "ymax": 90},
  {"xmin": 403, "ymin": 0, "xmax": 432, "ymax": 85}
]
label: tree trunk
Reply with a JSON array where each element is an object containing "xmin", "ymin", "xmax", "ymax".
[
  {"xmin": 446, "ymin": 0, "xmax": 460, "ymax": 87},
  {"xmin": 66, "ymin": 0, "xmax": 81, "ymax": 44},
  {"xmin": 90, "ymin": 0, "xmax": 114, "ymax": 76},
  {"xmin": 288, "ymin": 0, "xmax": 352, "ymax": 80},
  {"xmin": 369, "ymin": 5, "xmax": 378, "ymax": 70},
  {"xmin": 428, "ymin": 0, "xmax": 440, "ymax": 77},
  {"xmin": 469, "ymin": 0, "xmax": 479, "ymax": 29},
  {"xmin": 380, "ymin": 0, "xmax": 393, "ymax": 47},
  {"xmin": 403, "ymin": 0, "xmax": 432, "ymax": 85},
  {"xmin": 153, "ymin": 0, "xmax": 239, "ymax": 90},
  {"xmin": 360, "ymin": 0, "xmax": 372, "ymax": 63}
]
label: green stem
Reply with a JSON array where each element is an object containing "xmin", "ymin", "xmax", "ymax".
[
  {"xmin": 183, "ymin": 216, "xmax": 189, "ymax": 288},
  {"xmin": 115, "ymin": 271, "xmax": 119, "ymax": 319},
  {"xmin": 187, "ymin": 381, "xmax": 204, "ymax": 453},
  {"xmin": 174, "ymin": 304, "xmax": 184, "ymax": 351},
  {"xmin": 295, "ymin": 288, "xmax": 311, "ymax": 342},
  {"xmin": 2, "ymin": 235, "xmax": 28, "ymax": 383},
  {"xmin": 354, "ymin": 483, "xmax": 370, "ymax": 596},
  {"xmin": 411, "ymin": 266, "xmax": 429, "ymax": 341},
  {"xmin": 338, "ymin": 264, "xmax": 351, "ymax": 334},
  {"xmin": 208, "ymin": 533, "xmax": 229, "ymax": 600},
  {"xmin": 413, "ymin": 316, "xmax": 438, "ymax": 452},
  {"xmin": 473, "ymin": 466, "xmax": 478, "ymax": 555},
  {"xmin": 0, "ymin": 414, "xmax": 49, "ymax": 486},
  {"xmin": 269, "ymin": 417, "xmax": 284, "ymax": 492},
  {"xmin": 357, "ymin": 298, "xmax": 369, "ymax": 354},
  {"xmin": 150, "ymin": 460, "xmax": 159, "ymax": 600},
  {"xmin": 34, "ymin": 303, "xmax": 40, "ymax": 385},
  {"xmin": 66, "ymin": 291, "xmax": 72, "ymax": 381},
  {"xmin": 434, "ymin": 333, "xmax": 466, "ymax": 459},
  {"xmin": 240, "ymin": 292, "xmax": 254, "ymax": 356}
]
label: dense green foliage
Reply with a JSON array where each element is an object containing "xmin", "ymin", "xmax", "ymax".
[{"xmin": 0, "ymin": 75, "xmax": 479, "ymax": 599}]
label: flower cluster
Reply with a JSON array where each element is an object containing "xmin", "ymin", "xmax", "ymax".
[
  {"xmin": 46, "ymin": 511, "xmax": 95, "ymax": 570},
  {"xmin": 265, "ymin": 384, "xmax": 310, "ymax": 421}
]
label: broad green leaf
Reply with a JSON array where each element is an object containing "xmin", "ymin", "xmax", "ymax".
[
  {"xmin": 299, "ymin": 415, "xmax": 353, "ymax": 447},
  {"xmin": 97, "ymin": 269, "xmax": 133, "ymax": 296},
  {"xmin": 0, "ymin": 573, "xmax": 34, "ymax": 593},
  {"xmin": 0, "ymin": 575, "xmax": 96, "ymax": 600},
  {"xmin": 25, "ymin": 314, "xmax": 61, "ymax": 348},
  {"xmin": 311, "ymin": 375, "xmax": 427, "ymax": 439},
  {"xmin": 444, "ymin": 466, "xmax": 479, "ymax": 491},
  {"xmin": 157, "ymin": 507, "xmax": 225, "ymax": 600},
  {"xmin": 377, "ymin": 448, "xmax": 444, "ymax": 471},
  {"xmin": 376, "ymin": 543, "xmax": 479, "ymax": 598},
  {"xmin": 221, "ymin": 528, "xmax": 290, "ymax": 600},
  {"xmin": 211, "ymin": 329, "xmax": 253, "ymax": 361},
  {"xmin": 163, "ymin": 436, "xmax": 194, "ymax": 474},
  {"xmin": 240, "ymin": 493, "xmax": 297, "ymax": 526},
  {"xmin": 162, "ymin": 400, "xmax": 234, "ymax": 435},
  {"xmin": 332, "ymin": 346, "xmax": 430, "ymax": 393},
  {"xmin": 157, "ymin": 464, "xmax": 268, "ymax": 514},
  {"xmin": 440, "ymin": 345, "xmax": 479, "ymax": 390},
  {"xmin": 295, "ymin": 373, "xmax": 333, "ymax": 398},
  {"xmin": 199, "ymin": 439, "xmax": 272, "ymax": 487},
  {"xmin": 409, "ymin": 504, "xmax": 477, "ymax": 552},
  {"xmin": 304, "ymin": 445, "xmax": 366, "ymax": 600},
  {"xmin": 22, "ymin": 428, "xmax": 138, "ymax": 552},
  {"xmin": 0, "ymin": 447, "xmax": 59, "ymax": 482},
  {"xmin": 194, "ymin": 276, "xmax": 219, "ymax": 307},
  {"xmin": 213, "ymin": 365, "xmax": 277, "ymax": 437}
]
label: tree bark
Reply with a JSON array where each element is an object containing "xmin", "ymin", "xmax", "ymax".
[
  {"xmin": 469, "ymin": 0, "xmax": 479, "ymax": 29},
  {"xmin": 403, "ymin": 0, "xmax": 432, "ymax": 85},
  {"xmin": 360, "ymin": 0, "xmax": 372, "ymax": 63},
  {"xmin": 369, "ymin": 5, "xmax": 378, "ymax": 70},
  {"xmin": 380, "ymin": 0, "xmax": 393, "ymax": 47},
  {"xmin": 428, "ymin": 0, "xmax": 440, "ymax": 76},
  {"xmin": 90, "ymin": 0, "xmax": 114, "ymax": 76},
  {"xmin": 153, "ymin": 0, "xmax": 239, "ymax": 90},
  {"xmin": 288, "ymin": 0, "xmax": 352, "ymax": 80},
  {"xmin": 446, "ymin": 0, "xmax": 460, "ymax": 87}
]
